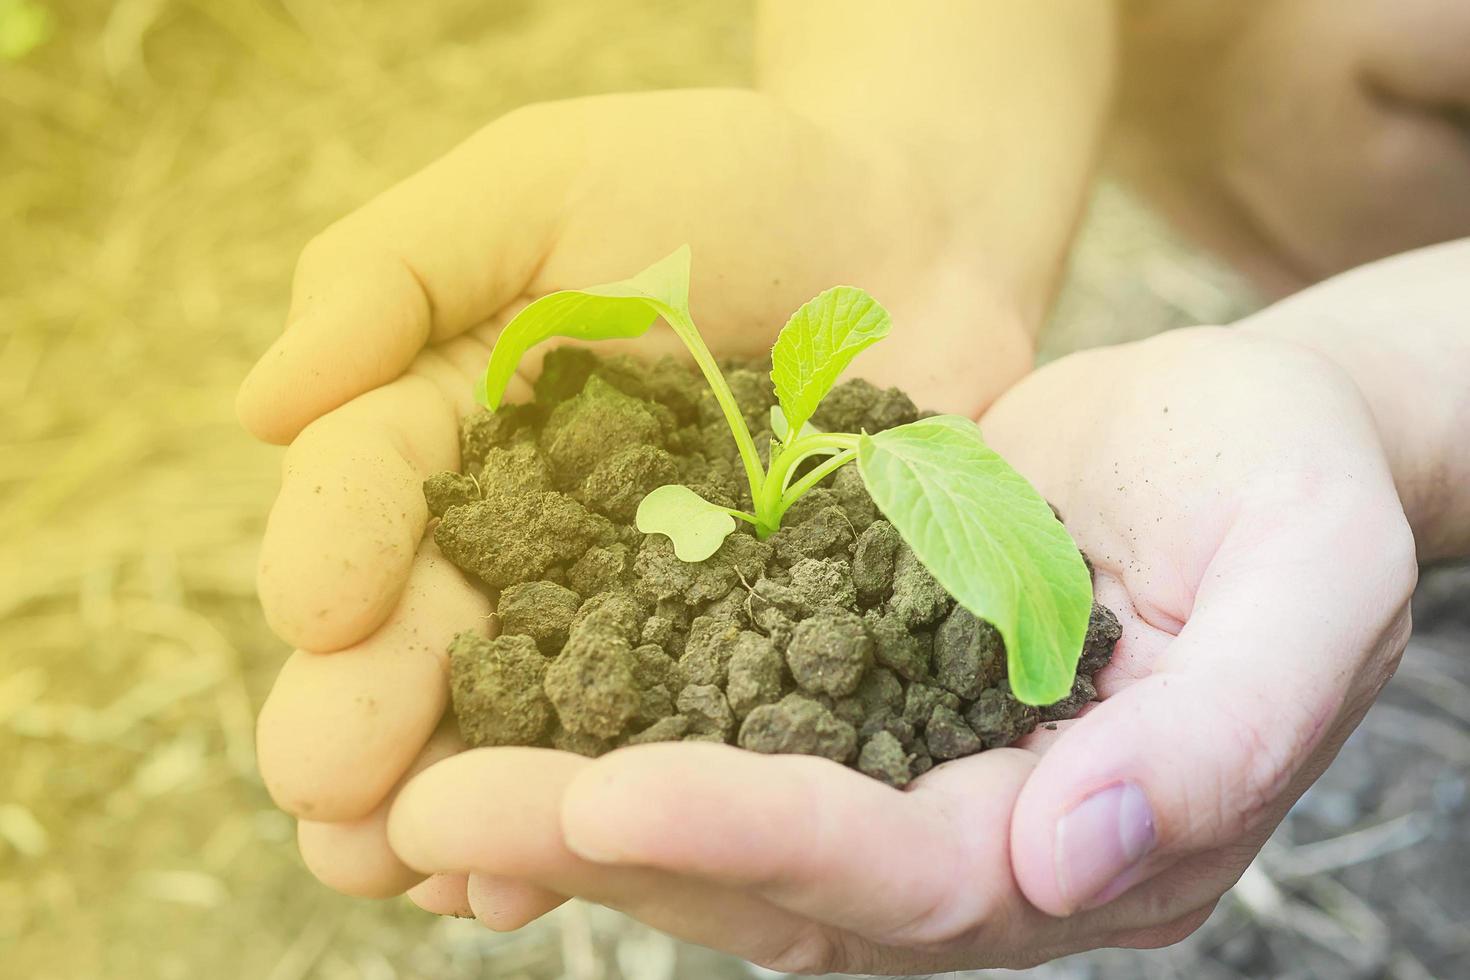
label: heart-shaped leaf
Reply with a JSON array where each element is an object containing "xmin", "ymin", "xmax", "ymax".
[
  {"xmin": 634, "ymin": 484, "xmax": 737, "ymax": 562},
  {"xmin": 857, "ymin": 416, "xmax": 1093, "ymax": 705},
  {"xmin": 770, "ymin": 286, "xmax": 892, "ymax": 437},
  {"xmin": 477, "ymin": 245, "xmax": 692, "ymax": 409}
]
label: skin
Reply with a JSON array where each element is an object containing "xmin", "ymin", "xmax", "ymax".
[
  {"xmin": 383, "ymin": 326, "xmax": 1420, "ymax": 973},
  {"xmin": 1113, "ymin": 0, "xmax": 1470, "ymax": 297},
  {"xmin": 237, "ymin": 1, "xmax": 1470, "ymax": 970}
]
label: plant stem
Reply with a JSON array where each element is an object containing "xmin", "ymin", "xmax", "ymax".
[
  {"xmin": 723, "ymin": 508, "xmax": 762, "ymax": 526},
  {"xmin": 665, "ymin": 311, "xmax": 768, "ymax": 504},
  {"xmin": 778, "ymin": 448, "xmax": 858, "ymax": 516}
]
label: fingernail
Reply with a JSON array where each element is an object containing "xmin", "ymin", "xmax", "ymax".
[{"xmin": 1054, "ymin": 781, "xmax": 1156, "ymax": 911}]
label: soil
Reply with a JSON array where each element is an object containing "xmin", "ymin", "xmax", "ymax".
[{"xmin": 427, "ymin": 348, "xmax": 1120, "ymax": 786}]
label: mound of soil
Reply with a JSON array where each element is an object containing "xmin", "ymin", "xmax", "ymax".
[{"xmin": 427, "ymin": 348, "xmax": 1120, "ymax": 786}]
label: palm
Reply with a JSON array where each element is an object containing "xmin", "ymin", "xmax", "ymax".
[{"xmin": 379, "ymin": 327, "xmax": 1415, "ymax": 974}]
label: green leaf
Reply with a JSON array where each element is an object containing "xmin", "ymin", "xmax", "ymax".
[
  {"xmin": 770, "ymin": 286, "xmax": 891, "ymax": 437},
  {"xmin": 477, "ymin": 245, "xmax": 692, "ymax": 409},
  {"xmin": 857, "ymin": 416, "xmax": 1093, "ymax": 705},
  {"xmin": 634, "ymin": 484, "xmax": 737, "ymax": 562}
]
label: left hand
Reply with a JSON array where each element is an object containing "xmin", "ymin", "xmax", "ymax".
[{"xmin": 385, "ymin": 327, "xmax": 1417, "ymax": 973}]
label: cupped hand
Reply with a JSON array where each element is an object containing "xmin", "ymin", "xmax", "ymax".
[
  {"xmin": 383, "ymin": 327, "xmax": 1416, "ymax": 973},
  {"xmin": 247, "ymin": 90, "xmax": 1030, "ymax": 900}
]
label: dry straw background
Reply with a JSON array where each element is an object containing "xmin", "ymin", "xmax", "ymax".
[{"xmin": 2, "ymin": 2, "xmax": 1466, "ymax": 978}]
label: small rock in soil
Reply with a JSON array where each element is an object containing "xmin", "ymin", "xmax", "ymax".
[
  {"xmin": 552, "ymin": 725, "xmax": 614, "ymax": 758},
  {"xmin": 887, "ymin": 543, "xmax": 953, "ymax": 629},
  {"xmin": 933, "ymin": 605, "xmax": 1005, "ymax": 699},
  {"xmin": 864, "ymin": 609, "xmax": 933, "ymax": 682},
  {"xmin": 903, "ymin": 681, "xmax": 961, "ymax": 727},
  {"xmin": 852, "ymin": 520, "xmax": 900, "ymax": 607},
  {"xmin": 635, "ymin": 533, "xmax": 771, "ymax": 607},
  {"xmin": 581, "ymin": 444, "xmax": 679, "ymax": 521},
  {"xmin": 640, "ymin": 615, "xmax": 674, "ymax": 650},
  {"xmin": 541, "ymin": 375, "xmax": 664, "ymax": 484},
  {"xmin": 786, "ymin": 606, "xmax": 872, "ymax": 698},
  {"xmin": 460, "ymin": 405, "xmax": 534, "ymax": 468},
  {"xmin": 568, "ymin": 543, "xmax": 632, "ymax": 598},
  {"xmin": 497, "ymin": 580, "xmax": 580, "ymax": 655},
  {"xmin": 738, "ymin": 693, "xmax": 857, "ymax": 763},
  {"xmin": 788, "ymin": 557, "xmax": 857, "ymax": 611},
  {"xmin": 680, "ymin": 616, "xmax": 743, "ymax": 687},
  {"xmin": 965, "ymin": 683, "xmax": 1039, "ymax": 749},
  {"xmin": 927, "ymin": 704, "xmax": 983, "ymax": 760},
  {"xmin": 858, "ymin": 731, "xmax": 912, "ymax": 788},
  {"xmin": 811, "ymin": 378, "xmax": 918, "ymax": 434},
  {"xmin": 534, "ymin": 347, "xmax": 599, "ymax": 404},
  {"xmin": 630, "ymin": 642, "xmax": 682, "ymax": 692},
  {"xmin": 626, "ymin": 714, "xmax": 692, "ymax": 745},
  {"xmin": 726, "ymin": 632, "xmax": 784, "ymax": 718},
  {"xmin": 831, "ymin": 465, "xmax": 880, "ymax": 531},
  {"xmin": 1038, "ymin": 673, "xmax": 1097, "ymax": 723},
  {"xmin": 773, "ymin": 505, "xmax": 855, "ymax": 564},
  {"xmin": 478, "ymin": 441, "xmax": 554, "ymax": 499},
  {"xmin": 544, "ymin": 632, "xmax": 641, "ymax": 738},
  {"xmin": 1080, "ymin": 600, "xmax": 1122, "ymax": 673},
  {"xmin": 449, "ymin": 633, "xmax": 553, "ymax": 748},
  {"xmin": 678, "ymin": 684, "xmax": 736, "ymax": 741},
  {"xmin": 424, "ymin": 472, "xmax": 480, "ymax": 517},
  {"xmin": 569, "ymin": 591, "xmax": 644, "ymax": 646},
  {"xmin": 434, "ymin": 491, "xmax": 611, "ymax": 589}
]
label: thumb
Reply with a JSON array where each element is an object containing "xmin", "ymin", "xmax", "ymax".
[
  {"xmin": 1009, "ymin": 488, "xmax": 1416, "ymax": 917},
  {"xmin": 237, "ymin": 106, "xmax": 574, "ymax": 444}
]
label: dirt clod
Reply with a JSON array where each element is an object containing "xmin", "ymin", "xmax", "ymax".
[
  {"xmin": 432, "ymin": 352, "xmax": 1119, "ymax": 781},
  {"xmin": 786, "ymin": 606, "xmax": 872, "ymax": 698},
  {"xmin": 738, "ymin": 693, "xmax": 857, "ymax": 763},
  {"xmin": 449, "ymin": 633, "xmax": 553, "ymax": 747},
  {"xmin": 858, "ymin": 730, "xmax": 912, "ymax": 788}
]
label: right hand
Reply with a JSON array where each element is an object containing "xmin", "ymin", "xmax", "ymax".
[{"xmin": 246, "ymin": 89, "xmax": 1034, "ymax": 902}]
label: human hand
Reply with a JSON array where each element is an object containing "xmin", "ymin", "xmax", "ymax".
[
  {"xmin": 1113, "ymin": 0, "xmax": 1470, "ymax": 296},
  {"xmin": 383, "ymin": 327, "xmax": 1416, "ymax": 973},
  {"xmin": 246, "ymin": 89, "xmax": 1035, "ymax": 900}
]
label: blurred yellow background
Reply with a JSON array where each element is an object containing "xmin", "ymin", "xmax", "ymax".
[{"xmin": 8, "ymin": 3, "xmax": 1464, "ymax": 980}]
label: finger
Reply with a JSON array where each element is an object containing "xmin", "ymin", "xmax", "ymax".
[
  {"xmin": 237, "ymin": 106, "xmax": 578, "ymax": 444},
  {"xmin": 296, "ymin": 723, "xmax": 463, "ymax": 898},
  {"xmin": 258, "ymin": 373, "xmax": 458, "ymax": 651},
  {"xmin": 257, "ymin": 539, "xmax": 488, "ymax": 821},
  {"xmin": 408, "ymin": 874, "xmax": 472, "ymax": 917},
  {"xmin": 1010, "ymin": 494, "xmax": 1417, "ymax": 916},
  {"xmin": 388, "ymin": 749, "xmax": 840, "ymax": 972},
  {"xmin": 559, "ymin": 741, "xmax": 1043, "ymax": 948},
  {"xmin": 466, "ymin": 874, "xmax": 567, "ymax": 932}
]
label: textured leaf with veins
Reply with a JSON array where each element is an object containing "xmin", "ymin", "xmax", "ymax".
[
  {"xmin": 857, "ymin": 416, "xmax": 1093, "ymax": 705},
  {"xmin": 770, "ymin": 286, "xmax": 891, "ymax": 437},
  {"xmin": 477, "ymin": 245, "xmax": 691, "ymax": 409}
]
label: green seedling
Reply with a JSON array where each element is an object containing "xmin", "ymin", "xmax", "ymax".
[{"xmin": 477, "ymin": 247, "xmax": 1093, "ymax": 705}]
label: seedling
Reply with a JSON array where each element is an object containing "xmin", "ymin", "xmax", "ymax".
[{"xmin": 477, "ymin": 247, "xmax": 1093, "ymax": 705}]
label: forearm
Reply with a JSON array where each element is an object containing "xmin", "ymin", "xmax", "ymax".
[
  {"xmin": 756, "ymin": 0, "xmax": 1117, "ymax": 333},
  {"xmin": 1238, "ymin": 240, "xmax": 1470, "ymax": 561}
]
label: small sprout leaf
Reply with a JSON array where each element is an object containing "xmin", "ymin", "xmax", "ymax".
[
  {"xmin": 635, "ymin": 484, "xmax": 737, "ymax": 563},
  {"xmin": 856, "ymin": 416, "xmax": 1093, "ymax": 705},
  {"xmin": 477, "ymin": 245, "xmax": 692, "ymax": 409},
  {"xmin": 771, "ymin": 286, "xmax": 892, "ymax": 437}
]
